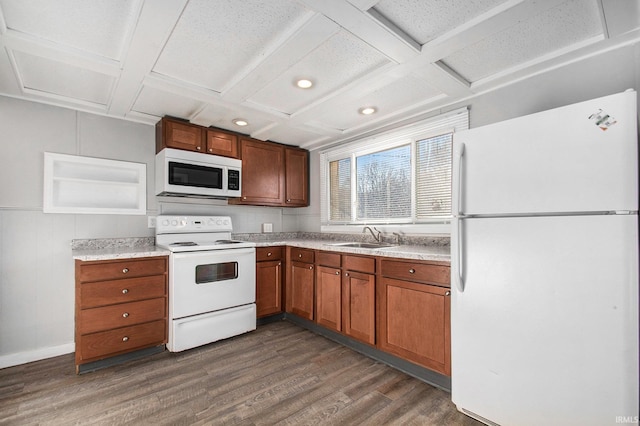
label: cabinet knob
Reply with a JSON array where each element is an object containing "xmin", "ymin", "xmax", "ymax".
[
  {"xmin": 196, "ymin": 146, "xmax": 201, "ymax": 151},
  {"xmin": 122, "ymin": 288, "xmax": 129, "ymax": 294},
  {"xmin": 287, "ymin": 199, "xmax": 291, "ymax": 202},
  {"xmin": 409, "ymin": 268, "xmax": 415, "ymax": 274},
  {"xmin": 278, "ymin": 262, "xmax": 281, "ymax": 266},
  {"xmin": 345, "ymin": 272, "xmax": 349, "ymax": 277},
  {"xmin": 122, "ymin": 312, "xmax": 129, "ymax": 318},
  {"xmin": 335, "ymin": 271, "xmax": 340, "ymax": 275},
  {"xmin": 208, "ymin": 148, "xmax": 213, "ymax": 152},
  {"xmin": 267, "ymin": 252, "xmax": 272, "ymax": 256},
  {"xmin": 122, "ymin": 268, "xmax": 129, "ymax": 274},
  {"xmin": 445, "ymin": 291, "xmax": 451, "ymax": 296},
  {"xmin": 243, "ymin": 196, "xmax": 247, "ymax": 200},
  {"xmin": 122, "ymin": 336, "xmax": 129, "ymax": 342},
  {"xmin": 298, "ymin": 254, "xmax": 302, "ymax": 258},
  {"xmin": 309, "ymin": 266, "xmax": 314, "ymax": 270}
]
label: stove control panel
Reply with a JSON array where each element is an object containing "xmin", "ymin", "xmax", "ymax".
[{"xmin": 156, "ymin": 215, "xmax": 232, "ymax": 234}]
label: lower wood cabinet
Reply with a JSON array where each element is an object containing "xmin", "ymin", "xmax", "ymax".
[
  {"xmin": 286, "ymin": 248, "xmax": 315, "ymax": 320},
  {"xmin": 316, "ymin": 265, "xmax": 342, "ymax": 331},
  {"xmin": 378, "ymin": 259, "xmax": 451, "ymax": 376},
  {"xmin": 283, "ymin": 246, "xmax": 451, "ymax": 377},
  {"xmin": 256, "ymin": 246, "xmax": 283, "ymax": 318},
  {"xmin": 75, "ymin": 256, "xmax": 168, "ymax": 373},
  {"xmin": 342, "ymin": 269, "xmax": 375, "ymax": 345}
]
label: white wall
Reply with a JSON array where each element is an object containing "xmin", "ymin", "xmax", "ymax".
[{"xmin": 0, "ymin": 97, "xmax": 294, "ymax": 368}]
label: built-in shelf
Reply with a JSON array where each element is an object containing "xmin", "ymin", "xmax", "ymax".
[{"xmin": 44, "ymin": 152, "xmax": 146, "ymax": 215}]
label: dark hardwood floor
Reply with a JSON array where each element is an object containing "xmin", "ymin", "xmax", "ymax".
[{"xmin": 0, "ymin": 321, "xmax": 481, "ymax": 425}]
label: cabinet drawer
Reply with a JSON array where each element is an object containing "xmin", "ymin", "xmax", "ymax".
[
  {"xmin": 317, "ymin": 251, "xmax": 341, "ymax": 268},
  {"xmin": 78, "ymin": 320, "xmax": 166, "ymax": 362},
  {"xmin": 256, "ymin": 246, "xmax": 283, "ymax": 262},
  {"xmin": 78, "ymin": 257, "xmax": 167, "ymax": 282},
  {"xmin": 80, "ymin": 275, "xmax": 166, "ymax": 308},
  {"xmin": 343, "ymin": 255, "xmax": 375, "ymax": 274},
  {"xmin": 79, "ymin": 298, "xmax": 166, "ymax": 334},
  {"xmin": 380, "ymin": 259, "xmax": 450, "ymax": 286},
  {"xmin": 291, "ymin": 247, "xmax": 314, "ymax": 264}
]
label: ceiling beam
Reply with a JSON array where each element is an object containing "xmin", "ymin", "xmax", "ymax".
[{"xmin": 108, "ymin": 0, "xmax": 189, "ymax": 117}]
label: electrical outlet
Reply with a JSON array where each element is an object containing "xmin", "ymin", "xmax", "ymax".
[
  {"xmin": 262, "ymin": 223, "xmax": 273, "ymax": 233},
  {"xmin": 148, "ymin": 216, "xmax": 157, "ymax": 228}
]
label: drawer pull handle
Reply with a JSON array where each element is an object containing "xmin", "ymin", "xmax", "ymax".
[
  {"xmin": 122, "ymin": 268, "xmax": 129, "ymax": 274},
  {"xmin": 445, "ymin": 291, "xmax": 451, "ymax": 296},
  {"xmin": 122, "ymin": 312, "xmax": 129, "ymax": 318},
  {"xmin": 122, "ymin": 289, "xmax": 129, "ymax": 294},
  {"xmin": 122, "ymin": 336, "xmax": 129, "ymax": 342},
  {"xmin": 267, "ymin": 252, "xmax": 272, "ymax": 256},
  {"xmin": 409, "ymin": 268, "xmax": 415, "ymax": 274}
]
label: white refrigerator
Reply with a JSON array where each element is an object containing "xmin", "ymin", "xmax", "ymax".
[{"xmin": 451, "ymin": 90, "xmax": 639, "ymax": 426}]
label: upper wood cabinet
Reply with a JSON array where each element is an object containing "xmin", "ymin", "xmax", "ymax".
[
  {"xmin": 285, "ymin": 147, "xmax": 309, "ymax": 206},
  {"xmin": 234, "ymin": 138, "xmax": 286, "ymax": 206},
  {"xmin": 156, "ymin": 117, "xmax": 203, "ymax": 153},
  {"xmin": 206, "ymin": 129, "xmax": 239, "ymax": 158}
]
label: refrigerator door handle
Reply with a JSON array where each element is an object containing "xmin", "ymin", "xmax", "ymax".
[
  {"xmin": 453, "ymin": 142, "xmax": 466, "ymax": 292},
  {"xmin": 455, "ymin": 217, "xmax": 465, "ymax": 292},
  {"xmin": 455, "ymin": 142, "xmax": 465, "ymax": 216}
]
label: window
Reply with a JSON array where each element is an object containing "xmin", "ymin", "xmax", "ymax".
[{"xmin": 321, "ymin": 108, "xmax": 468, "ymax": 229}]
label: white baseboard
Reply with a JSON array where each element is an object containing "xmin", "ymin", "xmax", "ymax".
[{"xmin": 0, "ymin": 343, "xmax": 75, "ymax": 369}]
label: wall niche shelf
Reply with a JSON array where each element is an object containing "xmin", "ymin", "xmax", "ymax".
[{"xmin": 44, "ymin": 152, "xmax": 146, "ymax": 215}]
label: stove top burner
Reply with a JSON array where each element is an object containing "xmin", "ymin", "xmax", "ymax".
[{"xmin": 214, "ymin": 240, "xmax": 243, "ymax": 245}]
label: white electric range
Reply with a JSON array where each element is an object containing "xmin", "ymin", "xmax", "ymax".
[{"xmin": 156, "ymin": 215, "xmax": 256, "ymax": 352}]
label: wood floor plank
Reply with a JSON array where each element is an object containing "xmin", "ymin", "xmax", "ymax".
[{"xmin": 0, "ymin": 321, "xmax": 481, "ymax": 425}]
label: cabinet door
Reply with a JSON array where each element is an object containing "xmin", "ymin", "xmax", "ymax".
[
  {"xmin": 288, "ymin": 261, "xmax": 314, "ymax": 320},
  {"xmin": 378, "ymin": 277, "xmax": 451, "ymax": 376},
  {"xmin": 316, "ymin": 266, "xmax": 342, "ymax": 331},
  {"xmin": 237, "ymin": 138, "xmax": 285, "ymax": 206},
  {"xmin": 206, "ymin": 129, "xmax": 239, "ymax": 158},
  {"xmin": 343, "ymin": 270, "xmax": 375, "ymax": 345},
  {"xmin": 157, "ymin": 118, "xmax": 203, "ymax": 152},
  {"xmin": 285, "ymin": 147, "xmax": 308, "ymax": 206},
  {"xmin": 256, "ymin": 259, "xmax": 282, "ymax": 317}
]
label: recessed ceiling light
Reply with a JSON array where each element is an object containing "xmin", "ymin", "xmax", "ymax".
[
  {"xmin": 296, "ymin": 79, "xmax": 313, "ymax": 89},
  {"xmin": 359, "ymin": 107, "xmax": 377, "ymax": 115},
  {"xmin": 233, "ymin": 118, "xmax": 248, "ymax": 126}
]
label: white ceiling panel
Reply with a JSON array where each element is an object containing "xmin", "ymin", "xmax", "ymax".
[
  {"xmin": 316, "ymin": 73, "xmax": 443, "ymax": 130},
  {"xmin": 248, "ymin": 29, "xmax": 391, "ymax": 115},
  {"xmin": 0, "ymin": 0, "xmax": 140, "ymax": 60},
  {"xmin": 441, "ymin": 0, "xmax": 604, "ymax": 83},
  {"xmin": 262, "ymin": 124, "xmax": 326, "ymax": 146},
  {"xmin": 192, "ymin": 103, "xmax": 276, "ymax": 135},
  {"xmin": 131, "ymin": 86, "xmax": 204, "ymax": 120},
  {"xmin": 13, "ymin": 51, "xmax": 114, "ymax": 105},
  {"xmin": 153, "ymin": 0, "xmax": 309, "ymax": 93},
  {"xmin": 372, "ymin": 0, "xmax": 508, "ymax": 45}
]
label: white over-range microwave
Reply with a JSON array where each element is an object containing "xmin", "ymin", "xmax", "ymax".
[{"xmin": 155, "ymin": 148, "xmax": 242, "ymax": 199}]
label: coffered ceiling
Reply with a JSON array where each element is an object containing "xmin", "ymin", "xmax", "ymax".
[{"xmin": 0, "ymin": 0, "xmax": 638, "ymax": 150}]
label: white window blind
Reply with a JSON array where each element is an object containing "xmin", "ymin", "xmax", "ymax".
[{"xmin": 321, "ymin": 107, "xmax": 469, "ymax": 226}]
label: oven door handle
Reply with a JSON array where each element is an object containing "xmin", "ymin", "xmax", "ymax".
[{"xmin": 172, "ymin": 247, "xmax": 256, "ymax": 260}]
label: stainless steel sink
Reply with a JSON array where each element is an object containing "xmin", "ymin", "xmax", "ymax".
[{"xmin": 327, "ymin": 242, "xmax": 395, "ymax": 249}]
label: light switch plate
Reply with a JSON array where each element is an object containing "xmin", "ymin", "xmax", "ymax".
[{"xmin": 148, "ymin": 216, "xmax": 156, "ymax": 228}]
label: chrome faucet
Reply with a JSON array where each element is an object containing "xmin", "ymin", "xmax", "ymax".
[{"xmin": 363, "ymin": 226, "xmax": 382, "ymax": 243}]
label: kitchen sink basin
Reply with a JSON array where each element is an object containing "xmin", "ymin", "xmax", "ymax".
[{"xmin": 327, "ymin": 242, "xmax": 396, "ymax": 249}]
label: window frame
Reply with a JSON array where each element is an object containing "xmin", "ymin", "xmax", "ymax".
[{"xmin": 320, "ymin": 107, "xmax": 468, "ymax": 235}]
